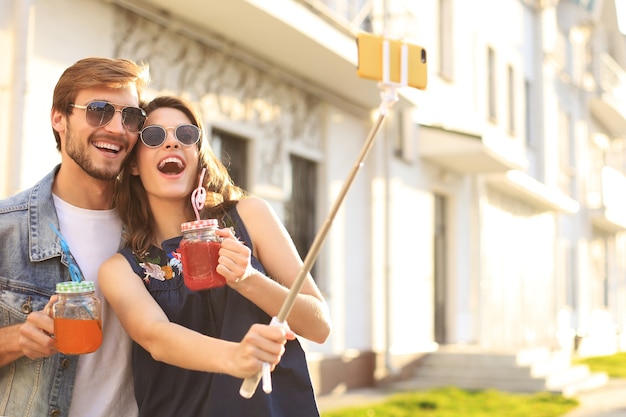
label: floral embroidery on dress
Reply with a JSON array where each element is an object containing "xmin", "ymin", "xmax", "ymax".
[
  {"xmin": 140, "ymin": 261, "xmax": 166, "ymax": 283},
  {"xmin": 137, "ymin": 250, "xmax": 183, "ymax": 284},
  {"xmin": 167, "ymin": 250, "xmax": 182, "ymax": 279}
]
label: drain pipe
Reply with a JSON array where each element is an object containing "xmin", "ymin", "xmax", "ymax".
[{"xmin": 383, "ymin": 111, "xmax": 397, "ymax": 376}]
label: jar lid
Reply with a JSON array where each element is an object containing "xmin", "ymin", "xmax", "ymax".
[
  {"xmin": 181, "ymin": 218, "xmax": 218, "ymax": 232},
  {"xmin": 56, "ymin": 280, "xmax": 96, "ymax": 293}
]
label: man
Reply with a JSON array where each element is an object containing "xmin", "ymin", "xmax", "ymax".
[{"xmin": 0, "ymin": 57, "xmax": 150, "ymax": 417}]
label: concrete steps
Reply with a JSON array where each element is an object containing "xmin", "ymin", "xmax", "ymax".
[{"xmin": 410, "ymin": 346, "xmax": 609, "ymax": 397}]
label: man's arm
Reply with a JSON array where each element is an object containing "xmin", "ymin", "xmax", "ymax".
[{"xmin": 0, "ymin": 324, "xmax": 25, "ymax": 367}]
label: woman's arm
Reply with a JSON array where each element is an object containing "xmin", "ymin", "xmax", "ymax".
[
  {"xmin": 99, "ymin": 253, "xmax": 293, "ymax": 379},
  {"xmin": 216, "ymin": 197, "xmax": 331, "ymax": 344}
]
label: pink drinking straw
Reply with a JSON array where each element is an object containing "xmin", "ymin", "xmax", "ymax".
[{"xmin": 191, "ymin": 168, "xmax": 207, "ymax": 221}]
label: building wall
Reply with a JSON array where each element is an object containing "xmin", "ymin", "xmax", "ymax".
[
  {"xmin": 4, "ymin": 0, "xmax": 626, "ymax": 394},
  {"xmin": 1, "ymin": 0, "xmax": 381, "ymax": 360},
  {"xmin": 2, "ymin": 0, "xmax": 105, "ymax": 195}
]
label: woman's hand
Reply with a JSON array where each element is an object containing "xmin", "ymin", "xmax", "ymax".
[
  {"xmin": 227, "ymin": 322, "xmax": 295, "ymax": 379},
  {"xmin": 216, "ymin": 227, "xmax": 255, "ymax": 286}
]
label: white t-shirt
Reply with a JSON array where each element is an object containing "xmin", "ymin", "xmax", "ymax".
[{"xmin": 53, "ymin": 195, "xmax": 138, "ymax": 417}]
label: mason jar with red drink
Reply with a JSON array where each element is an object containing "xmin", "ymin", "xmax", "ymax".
[{"xmin": 179, "ymin": 218, "xmax": 225, "ymax": 291}]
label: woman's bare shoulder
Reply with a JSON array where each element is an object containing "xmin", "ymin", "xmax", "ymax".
[{"xmin": 235, "ymin": 196, "xmax": 274, "ymax": 218}]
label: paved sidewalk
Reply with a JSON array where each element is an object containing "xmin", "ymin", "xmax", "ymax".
[
  {"xmin": 560, "ymin": 379, "xmax": 626, "ymax": 417},
  {"xmin": 316, "ymin": 379, "xmax": 441, "ymax": 413},
  {"xmin": 317, "ymin": 385, "xmax": 400, "ymax": 413},
  {"xmin": 316, "ymin": 379, "xmax": 626, "ymax": 416}
]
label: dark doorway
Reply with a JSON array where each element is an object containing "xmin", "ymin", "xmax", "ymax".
[
  {"xmin": 434, "ymin": 193, "xmax": 447, "ymax": 344},
  {"xmin": 212, "ymin": 129, "xmax": 248, "ymax": 189},
  {"xmin": 287, "ymin": 154, "xmax": 317, "ymax": 278}
]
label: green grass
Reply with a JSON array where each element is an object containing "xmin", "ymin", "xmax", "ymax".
[
  {"xmin": 320, "ymin": 386, "xmax": 578, "ymax": 417},
  {"xmin": 574, "ymin": 351, "xmax": 626, "ymax": 378}
]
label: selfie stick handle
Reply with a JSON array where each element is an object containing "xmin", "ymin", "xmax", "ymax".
[
  {"xmin": 240, "ymin": 39, "xmax": 408, "ymax": 399},
  {"xmin": 239, "ymin": 316, "xmax": 285, "ymax": 397}
]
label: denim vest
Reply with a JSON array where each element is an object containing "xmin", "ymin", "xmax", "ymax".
[{"xmin": 0, "ymin": 165, "xmax": 79, "ymax": 417}]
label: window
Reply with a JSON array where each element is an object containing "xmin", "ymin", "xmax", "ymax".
[
  {"xmin": 569, "ymin": 0, "xmax": 596, "ymax": 12},
  {"xmin": 507, "ymin": 64, "xmax": 515, "ymax": 134},
  {"xmin": 211, "ymin": 129, "xmax": 248, "ymax": 190},
  {"xmin": 590, "ymin": 235, "xmax": 609, "ymax": 309},
  {"xmin": 287, "ymin": 155, "xmax": 317, "ymax": 274},
  {"xmin": 487, "ymin": 47, "xmax": 497, "ymax": 121},
  {"xmin": 524, "ymin": 80, "xmax": 533, "ymax": 148},
  {"xmin": 313, "ymin": 0, "xmax": 372, "ymax": 31},
  {"xmin": 438, "ymin": 0, "xmax": 453, "ymax": 80},
  {"xmin": 563, "ymin": 241, "xmax": 577, "ymax": 310},
  {"xmin": 524, "ymin": 79, "xmax": 540, "ymax": 179},
  {"xmin": 558, "ymin": 108, "xmax": 576, "ymax": 197},
  {"xmin": 608, "ymin": 138, "xmax": 626, "ymax": 174}
]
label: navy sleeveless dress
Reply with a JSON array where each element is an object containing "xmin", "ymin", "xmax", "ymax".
[{"xmin": 118, "ymin": 206, "xmax": 320, "ymax": 417}]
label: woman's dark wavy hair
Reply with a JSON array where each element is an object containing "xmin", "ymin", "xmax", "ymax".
[{"xmin": 115, "ymin": 95, "xmax": 246, "ymax": 258}]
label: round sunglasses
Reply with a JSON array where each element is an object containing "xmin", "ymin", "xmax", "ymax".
[
  {"xmin": 70, "ymin": 101, "xmax": 147, "ymax": 133},
  {"xmin": 140, "ymin": 124, "xmax": 201, "ymax": 148}
]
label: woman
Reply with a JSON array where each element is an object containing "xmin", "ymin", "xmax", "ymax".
[{"xmin": 99, "ymin": 96, "xmax": 331, "ymax": 417}]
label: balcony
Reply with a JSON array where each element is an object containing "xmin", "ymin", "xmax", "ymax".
[
  {"xmin": 589, "ymin": 53, "xmax": 626, "ymax": 136},
  {"xmin": 487, "ymin": 170, "xmax": 580, "ymax": 214},
  {"xmin": 417, "ymin": 124, "xmax": 524, "ymax": 174},
  {"xmin": 589, "ymin": 166, "xmax": 626, "ymax": 232},
  {"xmin": 115, "ymin": 0, "xmax": 430, "ymax": 111},
  {"xmin": 112, "ymin": 0, "xmax": 383, "ymax": 109}
]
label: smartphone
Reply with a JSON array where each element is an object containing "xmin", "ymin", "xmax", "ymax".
[{"xmin": 356, "ymin": 32, "xmax": 428, "ymax": 90}]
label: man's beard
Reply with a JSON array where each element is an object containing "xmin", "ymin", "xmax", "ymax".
[{"xmin": 65, "ymin": 128, "xmax": 126, "ymax": 181}]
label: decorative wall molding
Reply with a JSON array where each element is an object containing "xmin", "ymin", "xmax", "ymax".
[{"xmin": 113, "ymin": 8, "xmax": 322, "ymax": 188}]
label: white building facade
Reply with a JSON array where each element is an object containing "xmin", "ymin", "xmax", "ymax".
[{"xmin": 2, "ymin": 0, "xmax": 626, "ymax": 394}]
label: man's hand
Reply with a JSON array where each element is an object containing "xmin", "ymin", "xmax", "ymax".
[
  {"xmin": 19, "ymin": 296, "xmax": 58, "ymax": 359},
  {"xmin": 0, "ymin": 296, "xmax": 58, "ymax": 367}
]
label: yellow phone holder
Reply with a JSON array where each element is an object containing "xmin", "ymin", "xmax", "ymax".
[{"xmin": 357, "ymin": 32, "xmax": 428, "ymax": 90}]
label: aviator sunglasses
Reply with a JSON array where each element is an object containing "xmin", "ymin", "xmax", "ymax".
[
  {"xmin": 140, "ymin": 124, "xmax": 202, "ymax": 148},
  {"xmin": 49, "ymin": 223, "xmax": 85, "ymax": 282},
  {"xmin": 70, "ymin": 101, "xmax": 147, "ymax": 133}
]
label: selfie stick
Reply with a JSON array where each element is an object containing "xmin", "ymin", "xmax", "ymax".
[{"xmin": 240, "ymin": 38, "xmax": 416, "ymax": 399}]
